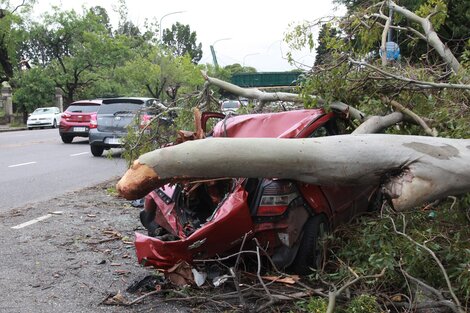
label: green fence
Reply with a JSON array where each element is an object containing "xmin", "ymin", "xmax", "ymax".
[{"xmin": 231, "ymin": 72, "xmax": 303, "ymax": 87}]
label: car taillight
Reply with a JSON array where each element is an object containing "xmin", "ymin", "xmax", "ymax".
[
  {"xmin": 61, "ymin": 113, "xmax": 71, "ymax": 121},
  {"xmin": 89, "ymin": 113, "xmax": 97, "ymax": 129},
  {"xmin": 140, "ymin": 114, "xmax": 152, "ymax": 127},
  {"xmin": 258, "ymin": 181, "xmax": 298, "ymax": 216}
]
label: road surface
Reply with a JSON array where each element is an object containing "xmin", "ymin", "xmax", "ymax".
[{"xmin": 0, "ymin": 128, "xmax": 128, "ymax": 211}]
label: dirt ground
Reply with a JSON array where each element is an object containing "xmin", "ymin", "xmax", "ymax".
[{"xmin": 0, "ymin": 178, "xmax": 190, "ymax": 313}]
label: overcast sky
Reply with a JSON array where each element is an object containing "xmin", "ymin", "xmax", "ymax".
[{"xmin": 33, "ymin": 0, "xmax": 345, "ymax": 72}]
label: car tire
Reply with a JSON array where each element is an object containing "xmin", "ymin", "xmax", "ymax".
[
  {"xmin": 61, "ymin": 135, "xmax": 73, "ymax": 144},
  {"xmin": 52, "ymin": 120, "xmax": 57, "ymax": 128},
  {"xmin": 291, "ymin": 214, "xmax": 329, "ymax": 275},
  {"xmin": 27, "ymin": 127, "xmax": 32, "ymax": 130},
  {"xmin": 90, "ymin": 145, "xmax": 104, "ymax": 157}
]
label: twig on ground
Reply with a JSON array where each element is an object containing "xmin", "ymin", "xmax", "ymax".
[
  {"xmin": 127, "ymin": 290, "xmax": 161, "ymax": 305},
  {"xmin": 255, "ymin": 245, "xmax": 276, "ymax": 312},
  {"xmin": 231, "ymin": 233, "xmax": 249, "ymax": 307},
  {"xmin": 326, "ymin": 268, "xmax": 386, "ymax": 313},
  {"xmin": 388, "ymin": 216, "xmax": 464, "ymax": 313}
]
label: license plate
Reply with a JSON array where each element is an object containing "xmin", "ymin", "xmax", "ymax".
[
  {"xmin": 73, "ymin": 127, "xmax": 87, "ymax": 132},
  {"xmin": 106, "ymin": 137, "xmax": 121, "ymax": 145}
]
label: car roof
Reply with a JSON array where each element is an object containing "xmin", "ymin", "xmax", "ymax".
[
  {"xmin": 69, "ymin": 99, "xmax": 103, "ymax": 105},
  {"xmin": 35, "ymin": 107, "xmax": 58, "ymax": 110},
  {"xmin": 212, "ymin": 109, "xmax": 326, "ymax": 138},
  {"xmin": 101, "ymin": 97, "xmax": 156, "ymax": 105}
]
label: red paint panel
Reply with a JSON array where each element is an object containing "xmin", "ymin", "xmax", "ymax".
[{"xmin": 212, "ymin": 109, "xmax": 325, "ymax": 138}]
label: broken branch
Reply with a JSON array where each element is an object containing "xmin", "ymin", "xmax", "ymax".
[
  {"xmin": 381, "ymin": 96, "xmax": 437, "ymax": 137},
  {"xmin": 388, "ymin": 216, "xmax": 464, "ymax": 312},
  {"xmin": 348, "ymin": 58, "xmax": 469, "ymax": 90}
]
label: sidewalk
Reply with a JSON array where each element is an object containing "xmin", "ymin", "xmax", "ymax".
[{"xmin": 0, "ymin": 124, "xmax": 27, "ymax": 132}]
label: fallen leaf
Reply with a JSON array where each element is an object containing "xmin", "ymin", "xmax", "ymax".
[
  {"xmin": 166, "ymin": 261, "xmax": 194, "ymax": 286},
  {"xmin": 391, "ymin": 295, "xmax": 402, "ymax": 302},
  {"xmin": 102, "ymin": 291, "xmax": 128, "ymax": 305}
]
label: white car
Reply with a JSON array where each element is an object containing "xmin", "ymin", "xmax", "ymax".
[
  {"xmin": 220, "ymin": 99, "xmax": 248, "ymax": 114},
  {"xmin": 27, "ymin": 107, "xmax": 62, "ymax": 129}
]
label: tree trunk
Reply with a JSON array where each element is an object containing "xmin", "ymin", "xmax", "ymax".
[{"xmin": 117, "ymin": 134, "xmax": 470, "ymax": 210}]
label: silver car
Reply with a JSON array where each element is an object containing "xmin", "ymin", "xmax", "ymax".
[{"xmin": 88, "ymin": 97, "xmax": 158, "ymax": 157}]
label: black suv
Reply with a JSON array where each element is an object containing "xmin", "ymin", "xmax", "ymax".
[{"xmin": 88, "ymin": 97, "xmax": 158, "ymax": 157}]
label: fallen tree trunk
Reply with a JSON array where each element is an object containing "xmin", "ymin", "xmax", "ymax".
[{"xmin": 117, "ymin": 134, "xmax": 470, "ymax": 210}]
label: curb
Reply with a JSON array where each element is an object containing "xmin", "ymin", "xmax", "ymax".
[{"xmin": 0, "ymin": 127, "xmax": 28, "ymax": 132}]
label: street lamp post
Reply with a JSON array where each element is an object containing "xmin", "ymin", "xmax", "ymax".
[
  {"xmin": 267, "ymin": 40, "xmax": 282, "ymax": 54},
  {"xmin": 210, "ymin": 37, "xmax": 231, "ymax": 68},
  {"xmin": 243, "ymin": 53, "xmax": 260, "ymax": 67},
  {"xmin": 159, "ymin": 11, "xmax": 185, "ymax": 42}
]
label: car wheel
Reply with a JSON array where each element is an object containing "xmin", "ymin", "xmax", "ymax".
[
  {"xmin": 52, "ymin": 119, "xmax": 57, "ymax": 128},
  {"xmin": 291, "ymin": 214, "xmax": 329, "ymax": 275},
  {"xmin": 61, "ymin": 135, "xmax": 73, "ymax": 144},
  {"xmin": 27, "ymin": 127, "xmax": 32, "ymax": 130},
  {"xmin": 90, "ymin": 145, "xmax": 104, "ymax": 157}
]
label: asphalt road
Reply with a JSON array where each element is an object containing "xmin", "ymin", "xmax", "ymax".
[{"xmin": 0, "ymin": 128, "xmax": 128, "ymax": 211}]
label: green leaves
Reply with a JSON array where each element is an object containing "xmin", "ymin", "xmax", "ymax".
[
  {"xmin": 162, "ymin": 22, "xmax": 202, "ymax": 64},
  {"xmin": 415, "ymin": 0, "xmax": 448, "ymax": 30},
  {"xmin": 328, "ymin": 199, "xmax": 470, "ymax": 304},
  {"xmin": 12, "ymin": 67, "xmax": 55, "ymax": 114}
]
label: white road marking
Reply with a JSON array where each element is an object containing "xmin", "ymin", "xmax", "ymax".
[
  {"xmin": 8, "ymin": 161, "xmax": 37, "ymax": 168},
  {"xmin": 11, "ymin": 211, "xmax": 64, "ymax": 229},
  {"xmin": 70, "ymin": 152, "xmax": 89, "ymax": 156}
]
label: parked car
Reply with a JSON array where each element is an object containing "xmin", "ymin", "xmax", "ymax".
[
  {"xmin": 136, "ymin": 109, "xmax": 382, "ymax": 274},
  {"xmin": 26, "ymin": 107, "xmax": 61, "ymax": 130},
  {"xmin": 59, "ymin": 99, "xmax": 102, "ymax": 143},
  {"xmin": 88, "ymin": 97, "xmax": 159, "ymax": 157},
  {"xmin": 220, "ymin": 99, "xmax": 248, "ymax": 114}
]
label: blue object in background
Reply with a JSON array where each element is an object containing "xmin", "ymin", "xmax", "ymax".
[{"xmin": 379, "ymin": 41, "xmax": 401, "ymax": 61}]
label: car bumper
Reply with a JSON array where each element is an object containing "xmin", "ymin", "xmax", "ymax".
[
  {"xmin": 89, "ymin": 129, "xmax": 126, "ymax": 148},
  {"xmin": 27, "ymin": 121, "xmax": 54, "ymax": 127},
  {"xmin": 59, "ymin": 124, "xmax": 90, "ymax": 137}
]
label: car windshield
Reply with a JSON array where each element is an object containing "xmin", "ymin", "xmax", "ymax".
[
  {"xmin": 98, "ymin": 102, "xmax": 142, "ymax": 114},
  {"xmin": 32, "ymin": 108, "xmax": 54, "ymax": 115},
  {"xmin": 222, "ymin": 101, "xmax": 240, "ymax": 109},
  {"xmin": 66, "ymin": 105, "xmax": 100, "ymax": 113}
]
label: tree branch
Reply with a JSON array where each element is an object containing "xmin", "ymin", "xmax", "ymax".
[
  {"xmin": 387, "ymin": 0, "xmax": 461, "ymax": 73},
  {"xmin": 381, "ymin": 97, "xmax": 437, "ymax": 137},
  {"xmin": 348, "ymin": 58, "xmax": 470, "ymax": 90},
  {"xmin": 388, "ymin": 216, "xmax": 464, "ymax": 312},
  {"xmin": 201, "ymin": 71, "xmax": 322, "ymax": 106},
  {"xmin": 326, "ymin": 268, "xmax": 386, "ymax": 313}
]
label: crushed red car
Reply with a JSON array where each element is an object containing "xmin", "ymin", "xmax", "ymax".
[{"xmin": 136, "ymin": 109, "xmax": 381, "ymax": 274}]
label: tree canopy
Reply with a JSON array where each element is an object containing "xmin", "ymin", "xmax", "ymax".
[
  {"xmin": 3, "ymin": 2, "xmax": 205, "ymax": 116},
  {"xmin": 0, "ymin": 0, "xmax": 34, "ymax": 83},
  {"xmin": 162, "ymin": 22, "xmax": 203, "ymax": 64}
]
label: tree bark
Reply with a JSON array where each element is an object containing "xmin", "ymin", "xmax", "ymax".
[{"xmin": 117, "ymin": 134, "xmax": 470, "ymax": 210}]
